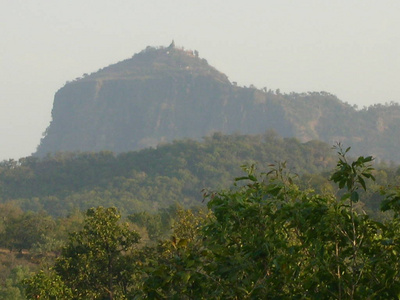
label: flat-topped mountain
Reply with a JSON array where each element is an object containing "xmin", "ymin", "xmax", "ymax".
[{"xmin": 35, "ymin": 44, "xmax": 400, "ymax": 162}]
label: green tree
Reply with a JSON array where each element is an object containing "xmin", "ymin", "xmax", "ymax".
[
  {"xmin": 0, "ymin": 211, "xmax": 54, "ymax": 252},
  {"xmin": 26, "ymin": 207, "xmax": 140, "ymax": 299},
  {"xmin": 142, "ymin": 149, "xmax": 398, "ymax": 299},
  {"xmin": 56, "ymin": 207, "xmax": 140, "ymax": 299},
  {"xmin": 0, "ymin": 265, "xmax": 31, "ymax": 300},
  {"xmin": 0, "ymin": 202, "xmax": 23, "ymax": 249},
  {"xmin": 140, "ymin": 208, "xmax": 211, "ymax": 299},
  {"xmin": 24, "ymin": 149, "xmax": 400, "ymax": 299},
  {"xmin": 197, "ymin": 149, "xmax": 400, "ymax": 299},
  {"xmin": 24, "ymin": 270, "xmax": 72, "ymax": 300}
]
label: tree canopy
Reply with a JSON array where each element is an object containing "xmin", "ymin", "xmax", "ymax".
[{"xmin": 23, "ymin": 147, "xmax": 400, "ymax": 299}]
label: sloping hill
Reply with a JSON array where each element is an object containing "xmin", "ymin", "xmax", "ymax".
[
  {"xmin": 5, "ymin": 133, "xmax": 336, "ymax": 216},
  {"xmin": 35, "ymin": 44, "xmax": 400, "ymax": 162}
]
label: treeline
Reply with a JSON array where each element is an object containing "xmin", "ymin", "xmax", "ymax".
[
  {"xmin": 1, "ymin": 135, "xmax": 400, "ymax": 297},
  {"xmin": 15, "ymin": 147, "xmax": 400, "ymax": 298},
  {"xmin": 0, "ymin": 132, "xmax": 337, "ymax": 216}
]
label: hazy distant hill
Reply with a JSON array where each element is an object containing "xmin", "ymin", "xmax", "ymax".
[{"xmin": 35, "ymin": 44, "xmax": 400, "ymax": 162}]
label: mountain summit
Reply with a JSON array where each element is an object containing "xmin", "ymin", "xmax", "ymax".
[
  {"xmin": 79, "ymin": 44, "xmax": 229, "ymax": 84},
  {"xmin": 35, "ymin": 45, "xmax": 400, "ymax": 162}
]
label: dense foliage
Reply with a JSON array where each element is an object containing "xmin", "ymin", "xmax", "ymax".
[
  {"xmin": 20, "ymin": 147, "xmax": 400, "ymax": 299},
  {"xmin": 0, "ymin": 133, "xmax": 337, "ymax": 216},
  {"xmin": 26, "ymin": 207, "xmax": 140, "ymax": 299}
]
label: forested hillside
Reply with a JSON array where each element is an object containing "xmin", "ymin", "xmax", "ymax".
[
  {"xmin": 35, "ymin": 45, "xmax": 400, "ymax": 162},
  {"xmin": 2, "ymin": 133, "xmax": 336, "ymax": 216},
  {"xmin": 1, "ymin": 146, "xmax": 398, "ymax": 299},
  {"xmin": 1, "ymin": 135, "xmax": 400, "ymax": 297}
]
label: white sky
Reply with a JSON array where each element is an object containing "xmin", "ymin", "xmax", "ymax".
[{"xmin": 1, "ymin": 0, "xmax": 399, "ymax": 160}]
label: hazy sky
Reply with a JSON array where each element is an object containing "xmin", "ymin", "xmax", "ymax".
[{"xmin": 1, "ymin": 1, "xmax": 399, "ymax": 160}]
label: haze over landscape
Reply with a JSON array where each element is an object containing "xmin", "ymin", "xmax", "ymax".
[
  {"xmin": 3, "ymin": 2, "xmax": 400, "ymax": 297},
  {"xmin": 1, "ymin": 1, "xmax": 400, "ymax": 160}
]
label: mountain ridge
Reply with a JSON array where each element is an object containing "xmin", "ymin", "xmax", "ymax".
[{"xmin": 35, "ymin": 44, "xmax": 400, "ymax": 162}]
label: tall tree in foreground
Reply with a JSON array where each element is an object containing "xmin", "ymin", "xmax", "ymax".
[
  {"xmin": 141, "ymin": 147, "xmax": 400, "ymax": 299},
  {"xmin": 26, "ymin": 207, "xmax": 140, "ymax": 299}
]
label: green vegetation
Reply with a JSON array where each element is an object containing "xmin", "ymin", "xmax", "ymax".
[
  {"xmin": 1, "ymin": 133, "xmax": 400, "ymax": 298},
  {"xmin": 19, "ymin": 146, "xmax": 400, "ymax": 299},
  {"xmin": 1, "ymin": 133, "xmax": 337, "ymax": 216},
  {"xmin": 4, "ymin": 43, "xmax": 400, "ymax": 298},
  {"xmin": 26, "ymin": 207, "xmax": 140, "ymax": 299}
]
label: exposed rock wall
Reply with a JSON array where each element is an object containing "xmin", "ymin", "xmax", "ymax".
[{"xmin": 35, "ymin": 46, "xmax": 400, "ymax": 162}]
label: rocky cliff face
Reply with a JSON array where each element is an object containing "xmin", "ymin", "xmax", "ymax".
[
  {"xmin": 35, "ymin": 45, "xmax": 400, "ymax": 162},
  {"xmin": 36, "ymin": 46, "xmax": 294, "ymax": 156}
]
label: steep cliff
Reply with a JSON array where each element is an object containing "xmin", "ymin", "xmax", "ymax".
[
  {"xmin": 35, "ymin": 45, "xmax": 400, "ymax": 162},
  {"xmin": 36, "ymin": 46, "xmax": 294, "ymax": 155}
]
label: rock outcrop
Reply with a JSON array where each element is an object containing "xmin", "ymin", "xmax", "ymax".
[{"xmin": 35, "ymin": 45, "xmax": 400, "ymax": 162}]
